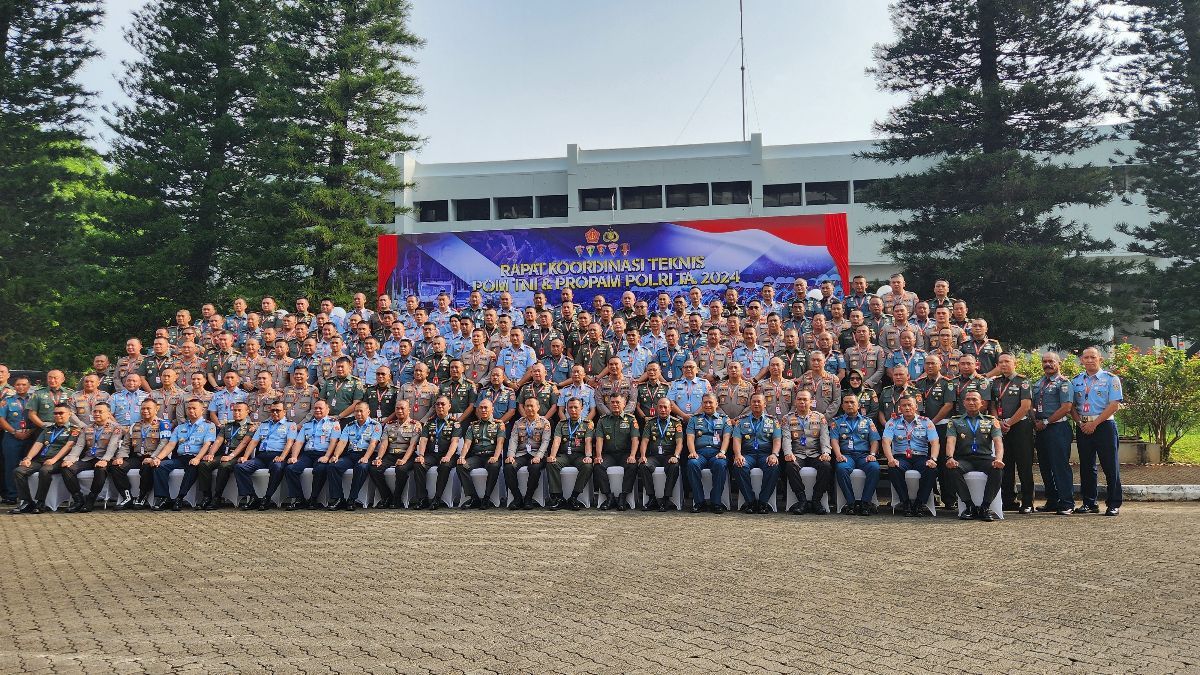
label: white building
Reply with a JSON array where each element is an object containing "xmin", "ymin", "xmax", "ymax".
[{"xmin": 389, "ymin": 127, "xmax": 1151, "ymax": 284}]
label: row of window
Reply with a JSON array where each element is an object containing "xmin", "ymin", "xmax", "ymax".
[{"xmin": 414, "ymin": 166, "xmax": 1139, "ymax": 222}]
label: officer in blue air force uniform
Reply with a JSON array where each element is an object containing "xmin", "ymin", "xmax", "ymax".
[
  {"xmin": 684, "ymin": 393, "xmax": 730, "ymax": 514},
  {"xmin": 283, "ymin": 400, "xmax": 341, "ymax": 510},
  {"xmin": 832, "ymin": 393, "xmax": 882, "ymax": 516},
  {"xmin": 731, "ymin": 393, "xmax": 782, "ymax": 514},
  {"xmin": 325, "ymin": 402, "xmax": 382, "ymax": 510},
  {"xmin": 1071, "ymin": 347, "xmax": 1123, "ymax": 516},
  {"xmin": 1032, "ymin": 352, "xmax": 1075, "ymax": 514},
  {"xmin": 881, "ymin": 395, "xmax": 939, "ymax": 517},
  {"xmin": 234, "ymin": 401, "xmax": 293, "ymax": 510},
  {"xmin": 150, "ymin": 399, "xmax": 217, "ymax": 511}
]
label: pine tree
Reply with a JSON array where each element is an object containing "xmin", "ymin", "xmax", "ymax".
[
  {"xmin": 248, "ymin": 0, "xmax": 422, "ymax": 301},
  {"xmin": 103, "ymin": 0, "xmax": 270, "ymax": 325},
  {"xmin": 860, "ymin": 0, "xmax": 1135, "ymax": 351},
  {"xmin": 0, "ymin": 0, "xmax": 104, "ymax": 368},
  {"xmin": 1115, "ymin": 0, "xmax": 1200, "ymax": 354}
]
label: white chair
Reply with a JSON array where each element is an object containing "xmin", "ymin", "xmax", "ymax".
[
  {"xmin": 835, "ymin": 468, "xmax": 868, "ymax": 511},
  {"xmin": 649, "ymin": 466, "xmax": 682, "ymax": 509},
  {"xmin": 167, "ymin": 469, "xmax": 200, "ymax": 506},
  {"xmin": 564, "ymin": 466, "xmax": 597, "ymax": 506},
  {"xmin": 746, "ymin": 467, "xmax": 777, "ymax": 512},
  {"xmin": 957, "ymin": 471, "xmax": 1005, "ymax": 519},
  {"xmin": 32, "ymin": 474, "xmax": 66, "ymax": 511},
  {"xmin": 888, "ymin": 469, "xmax": 937, "ymax": 516},
  {"xmin": 371, "ymin": 466, "xmax": 397, "ymax": 507},
  {"xmin": 467, "ymin": 467, "xmax": 503, "ymax": 507},
  {"xmin": 295, "ymin": 466, "xmax": 355, "ymax": 506},
  {"xmin": 511, "ymin": 465, "xmax": 546, "ymax": 507},
  {"xmin": 783, "ymin": 466, "xmax": 831, "ymax": 511},
  {"xmin": 605, "ymin": 466, "xmax": 635, "ymax": 510},
  {"xmin": 698, "ymin": 468, "xmax": 731, "ymax": 508},
  {"xmin": 399, "ymin": 466, "xmax": 456, "ymax": 508}
]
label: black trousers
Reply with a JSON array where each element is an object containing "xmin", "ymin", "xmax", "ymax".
[
  {"xmin": 933, "ymin": 424, "xmax": 956, "ymax": 505},
  {"xmin": 109, "ymin": 456, "xmax": 155, "ymax": 496},
  {"xmin": 1001, "ymin": 419, "xmax": 1035, "ymax": 507},
  {"xmin": 433, "ymin": 460, "xmax": 456, "ymax": 502},
  {"xmin": 60, "ymin": 458, "xmax": 107, "ymax": 497},
  {"xmin": 951, "ymin": 456, "xmax": 1002, "ymax": 510},
  {"xmin": 457, "ymin": 454, "xmax": 501, "ymax": 500},
  {"xmin": 12, "ymin": 458, "xmax": 53, "ymax": 502},
  {"xmin": 639, "ymin": 454, "xmax": 680, "ymax": 499},
  {"xmin": 783, "ymin": 456, "xmax": 832, "ymax": 502},
  {"xmin": 367, "ymin": 452, "xmax": 407, "ymax": 502},
  {"xmin": 503, "ymin": 454, "xmax": 545, "ymax": 500},
  {"xmin": 594, "ymin": 453, "xmax": 637, "ymax": 496},
  {"xmin": 197, "ymin": 458, "xmax": 238, "ymax": 500}
]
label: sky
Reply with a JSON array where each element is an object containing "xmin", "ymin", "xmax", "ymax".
[{"xmin": 81, "ymin": 0, "xmax": 906, "ymax": 163}]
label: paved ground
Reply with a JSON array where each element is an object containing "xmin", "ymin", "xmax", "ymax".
[
  {"xmin": 1, "ymin": 504, "xmax": 1198, "ymax": 674},
  {"xmin": 1078, "ymin": 463, "xmax": 1200, "ymax": 486}
]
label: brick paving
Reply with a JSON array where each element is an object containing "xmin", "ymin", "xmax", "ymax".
[{"xmin": 1, "ymin": 503, "xmax": 1198, "ymax": 674}]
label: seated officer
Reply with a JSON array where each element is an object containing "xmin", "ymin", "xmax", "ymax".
[
  {"xmin": 781, "ymin": 390, "xmax": 832, "ymax": 515},
  {"xmin": 946, "ymin": 390, "xmax": 1005, "ymax": 522},
  {"xmin": 881, "ymin": 396, "xmax": 940, "ymax": 517},
  {"xmin": 731, "ymin": 393, "xmax": 782, "ymax": 514},
  {"xmin": 149, "ymin": 399, "xmax": 217, "ymax": 511},
  {"xmin": 282, "ymin": 400, "xmax": 341, "ymax": 510},
  {"xmin": 115, "ymin": 400, "xmax": 169, "ymax": 509},
  {"xmin": 368, "ymin": 400, "xmax": 422, "ymax": 508},
  {"xmin": 831, "ymin": 393, "xmax": 882, "ymax": 516},
  {"xmin": 684, "ymin": 393, "xmax": 730, "ymax": 514},
  {"xmin": 504, "ymin": 398, "xmax": 552, "ymax": 510},
  {"xmin": 638, "ymin": 397, "xmax": 684, "ymax": 512},
  {"xmin": 546, "ymin": 397, "xmax": 594, "ymax": 511},
  {"xmin": 9, "ymin": 404, "xmax": 80, "ymax": 514},
  {"xmin": 455, "ymin": 398, "xmax": 505, "ymax": 509},
  {"xmin": 592, "ymin": 394, "xmax": 639, "ymax": 511},
  {"xmin": 326, "ymin": 401, "xmax": 383, "ymax": 510},
  {"xmin": 421, "ymin": 396, "xmax": 463, "ymax": 510},
  {"xmin": 196, "ymin": 401, "xmax": 253, "ymax": 510},
  {"xmin": 233, "ymin": 401, "xmax": 293, "ymax": 510},
  {"xmin": 60, "ymin": 402, "xmax": 124, "ymax": 513}
]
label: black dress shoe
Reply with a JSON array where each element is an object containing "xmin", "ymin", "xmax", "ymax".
[
  {"xmin": 428, "ymin": 500, "xmax": 442, "ymax": 511},
  {"xmin": 641, "ymin": 497, "xmax": 659, "ymax": 512},
  {"xmin": 958, "ymin": 504, "xmax": 976, "ymax": 520},
  {"xmin": 598, "ymin": 496, "xmax": 614, "ymax": 511},
  {"xmin": 1078, "ymin": 504, "xmax": 1100, "ymax": 514},
  {"xmin": 66, "ymin": 494, "xmax": 85, "ymax": 513},
  {"xmin": 82, "ymin": 495, "xmax": 96, "ymax": 513},
  {"xmin": 284, "ymin": 498, "xmax": 300, "ymax": 511},
  {"xmin": 916, "ymin": 505, "xmax": 934, "ymax": 517},
  {"xmin": 1055, "ymin": 507, "xmax": 1075, "ymax": 515},
  {"xmin": 1034, "ymin": 503, "xmax": 1057, "ymax": 512},
  {"xmin": 306, "ymin": 498, "xmax": 322, "ymax": 510},
  {"xmin": 173, "ymin": 497, "xmax": 186, "ymax": 512},
  {"xmin": 566, "ymin": 496, "xmax": 582, "ymax": 511},
  {"xmin": 479, "ymin": 499, "xmax": 492, "ymax": 510},
  {"xmin": 787, "ymin": 502, "xmax": 804, "ymax": 515},
  {"xmin": 1104, "ymin": 507, "xmax": 1120, "ymax": 516},
  {"xmin": 547, "ymin": 496, "xmax": 564, "ymax": 511},
  {"xmin": 345, "ymin": 500, "xmax": 360, "ymax": 511},
  {"xmin": 201, "ymin": 498, "xmax": 215, "ymax": 511},
  {"xmin": 616, "ymin": 494, "xmax": 629, "ymax": 511},
  {"xmin": 459, "ymin": 496, "xmax": 480, "ymax": 510},
  {"xmin": 8, "ymin": 500, "xmax": 32, "ymax": 515},
  {"xmin": 691, "ymin": 501, "xmax": 709, "ymax": 513},
  {"xmin": 1018, "ymin": 505, "xmax": 1033, "ymax": 514},
  {"xmin": 31, "ymin": 501, "xmax": 45, "ymax": 514},
  {"xmin": 508, "ymin": 496, "xmax": 524, "ymax": 510},
  {"xmin": 811, "ymin": 501, "xmax": 829, "ymax": 515},
  {"xmin": 257, "ymin": 498, "xmax": 270, "ymax": 511},
  {"xmin": 710, "ymin": 503, "xmax": 727, "ymax": 514},
  {"xmin": 978, "ymin": 508, "xmax": 996, "ymax": 522},
  {"xmin": 115, "ymin": 492, "xmax": 134, "ymax": 510},
  {"xmin": 839, "ymin": 503, "xmax": 855, "ymax": 515},
  {"xmin": 326, "ymin": 498, "xmax": 345, "ymax": 511},
  {"xmin": 150, "ymin": 497, "xmax": 168, "ymax": 512},
  {"xmin": 522, "ymin": 496, "xmax": 538, "ymax": 510},
  {"xmin": 659, "ymin": 499, "xmax": 676, "ymax": 512}
]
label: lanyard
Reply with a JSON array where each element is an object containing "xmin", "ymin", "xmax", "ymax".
[
  {"xmin": 749, "ymin": 416, "xmax": 763, "ymax": 451},
  {"xmin": 1038, "ymin": 376, "xmax": 1057, "ymax": 414},
  {"xmin": 656, "ymin": 417, "xmax": 670, "ymax": 441},
  {"xmin": 47, "ymin": 427, "xmax": 66, "ymax": 445},
  {"xmin": 965, "ymin": 416, "xmax": 980, "ymax": 452},
  {"xmin": 434, "ymin": 418, "xmax": 448, "ymax": 439},
  {"xmin": 996, "ymin": 377, "xmax": 1017, "ymax": 416},
  {"xmin": 92, "ymin": 428, "xmax": 103, "ymax": 451}
]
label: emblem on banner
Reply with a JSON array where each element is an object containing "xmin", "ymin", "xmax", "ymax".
[
  {"xmin": 602, "ymin": 229, "xmax": 619, "ymax": 243},
  {"xmin": 607, "ymin": 243, "xmax": 618, "ymax": 254},
  {"xmin": 586, "ymin": 245, "xmax": 596, "ymax": 256},
  {"xmin": 575, "ymin": 245, "xmax": 585, "ymax": 256},
  {"xmin": 585, "ymin": 228, "xmax": 601, "ymax": 244},
  {"xmin": 621, "ymin": 243, "xmax": 630, "ymax": 256}
]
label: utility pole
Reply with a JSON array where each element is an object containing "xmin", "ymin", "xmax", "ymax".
[{"xmin": 739, "ymin": 0, "xmax": 746, "ymax": 141}]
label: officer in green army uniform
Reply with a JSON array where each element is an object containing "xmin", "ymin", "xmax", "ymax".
[
  {"xmin": 546, "ymin": 397, "xmax": 594, "ymax": 511},
  {"xmin": 946, "ymin": 391, "xmax": 1005, "ymax": 521},
  {"xmin": 319, "ymin": 357, "xmax": 366, "ymax": 423},
  {"xmin": 196, "ymin": 401, "xmax": 254, "ymax": 509},
  {"xmin": 877, "ymin": 365, "xmax": 923, "ymax": 429},
  {"xmin": 635, "ymin": 362, "xmax": 671, "ymax": 419},
  {"xmin": 455, "ymin": 398, "xmax": 505, "ymax": 509},
  {"xmin": 438, "ymin": 360, "xmax": 477, "ymax": 422},
  {"xmin": 953, "ymin": 354, "xmax": 991, "ymax": 415},
  {"xmin": 138, "ymin": 337, "xmax": 176, "ymax": 391},
  {"xmin": 10, "ymin": 404, "xmax": 79, "ymax": 514},
  {"xmin": 27, "ymin": 370, "xmax": 71, "ymax": 431},
  {"xmin": 914, "ymin": 355, "xmax": 958, "ymax": 508},
  {"xmin": 990, "ymin": 353, "xmax": 1034, "ymax": 513},
  {"xmin": 422, "ymin": 397, "xmax": 462, "ymax": 510},
  {"xmin": 639, "ymin": 397, "xmax": 684, "ymax": 512},
  {"xmin": 592, "ymin": 393, "xmax": 640, "ymax": 510},
  {"xmin": 205, "ymin": 331, "xmax": 242, "ymax": 390},
  {"xmin": 516, "ymin": 364, "xmax": 558, "ymax": 423}
]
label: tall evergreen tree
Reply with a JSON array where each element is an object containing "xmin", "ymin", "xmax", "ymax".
[
  {"xmin": 103, "ymin": 0, "xmax": 270, "ymax": 326},
  {"xmin": 1115, "ymin": 0, "xmax": 1200, "ymax": 354},
  {"xmin": 0, "ymin": 0, "xmax": 104, "ymax": 368},
  {"xmin": 860, "ymin": 0, "xmax": 1134, "ymax": 351},
  {"xmin": 246, "ymin": 0, "xmax": 422, "ymax": 301}
]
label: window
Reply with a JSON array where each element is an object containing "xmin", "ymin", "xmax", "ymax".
[
  {"xmin": 763, "ymin": 183, "xmax": 802, "ymax": 208},
  {"xmin": 666, "ymin": 183, "xmax": 709, "ymax": 208},
  {"xmin": 579, "ymin": 188, "xmax": 616, "ymax": 211},
  {"xmin": 620, "ymin": 185, "xmax": 663, "ymax": 210},
  {"xmin": 496, "ymin": 196, "xmax": 533, "ymax": 219},
  {"xmin": 805, "ymin": 181, "xmax": 849, "ymax": 206},
  {"xmin": 537, "ymin": 194, "xmax": 567, "ymax": 218},
  {"xmin": 852, "ymin": 179, "xmax": 880, "ymax": 204},
  {"xmin": 416, "ymin": 200, "xmax": 448, "ymax": 222},
  {"xmin": 454, "ymin": 198, "xmax": 490, "ymax": 221},
  {"xmin": 711, "ymin": 181, "xmax": 751, "ymax": 205}
]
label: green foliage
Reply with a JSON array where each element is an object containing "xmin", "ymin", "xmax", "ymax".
[
  {"xmin": 861, "ymin": 0, "xmax": 1136, "ymax": 351},
  {"xmin": 1108, "ymin": 343, "xmax": 1200, "ymax": 460},
  {"xmin": 1114, "ymin": 0, "xmax": 1200, "ymax": 354},
  {"xmin": 1009, "ymin": 351, "xmax": 1081, "ymax": 381}
]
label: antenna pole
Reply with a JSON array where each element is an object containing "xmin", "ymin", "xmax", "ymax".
[{"xmin": 739, "ymin": 0, "xmax": 746, "ymax": 141}]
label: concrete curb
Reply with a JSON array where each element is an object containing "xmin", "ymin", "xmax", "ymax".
[{"xmin": 1122, "ymin": 485, "xmax": 1200, "ymax": 501}]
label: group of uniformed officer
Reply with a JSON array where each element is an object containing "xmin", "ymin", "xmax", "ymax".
[{"xmin": 0, "ymin": 276, "xmax": 1125, "ymax": 519}]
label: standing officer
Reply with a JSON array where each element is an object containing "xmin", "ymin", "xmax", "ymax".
[
  {"xmin": 1, "ymin": 376, "xmax": 35, "ymax": 504},
  {"xmin": 438, "ymin": 360, "xmax": 478, "ymax": 421},
  {"xmin": 990, "ymin": 353, "xmax": 1034, "ymax": 513},
  {"xmin": 505, "ymin": 398, "xmax": 553, "ymax": 510},
  {"xmin": 196, "ymin": 401, "xmax": 253, "ymax": 509},
  {"xmin": 454, "ymin": 398, "xmax": 505, "ymax": 509},
  {"xmin": 731, "ymin": 393, "xmax": 782, "ymax": 514},
  {"xmin": 881, "ymin": 396, "xmax": 940, "ymax": 517},
  {"xmin": 368, "ymin": 399, "xmax": 423, "ymax": 508},
  {"xmin": 421, "ymin": 397, "xmax": 463, "ymax": 510},
  {"xmin": 208, "ymin": 371, "xmax": 249, "ymax": 427},
  {"xmin": 953, "ymin": 355, "xmax": 991, "ymax": 414},
  {"xmin": 781, "ymin": 390, "xmax": 832, "ymax": 515},
  {"xmin": 592, "ymin": 394, "xmax": 639, "ymax": 511},
  {"xmin": 282, "ymin": 400, "xmax": 341, "ymax": 510},
  {"xmin": 475, "ymin": 367, "xmax": 518, "ymax": 427},
  {"xmin": 234, "ymin": 401, "xmax": 293, "ymax": 510},
  {"xmin": 1032, "ymin": 353, "xmax": 1075, "ymax": 515},
  {"xmin": 684, "ymin": 393, "xmax": 730, "ymax": 513},
  {"xmin": 115, "ymin": 400, "xmax": 168, "ymax": 509},
  {"xmin": 320, "ymin": 357, "xmax": 366, "ymax": 423},
  {"xmin": 516, "ymin": 364, "xmax": 559, "ymax": 424},
  {"xmin": 110, "ymin": 373, "xmax": 150, "ymax": 427},
  {"xmin": 831, "ymin": 393, "xmax": 882, "ymax": 516},
  {"xmin": 149, "ymin": 399, "xmax": 217, "ymax": 511},
  {"xmin": 639, "ymin": 397, "xmax": 684, "ymax": 511},
  {"xmin": 9, "ymin": 403, "xmax": 79, "ymax": 514},
  {"xmin": 27, "ymin": 370, "xmax": 71, "ymax": 431},
  {"xmin": 1072, "ymin": 347, "xmax": 1123, "ymax": 516},
  {"xmin": 546, "ymin": 398, "xmax": 594, "ymax": 511},
  {"xmin": 59, "ymin": 403, "xmax": 123, "ymax": 512},
  {"xmin": 946, "ymin": 390, "xmax": 1005, "ymax": 521},
  {"xmin": 914, "ymin": 355, "xmax": 958, "ymax": 509},
  {"xmin": 878, "ymin": 365, "xmax": 923, "ymax": 429},
  {"xmin": 324, "ymin": 401, "xmax": 382, "ymax": 510}
]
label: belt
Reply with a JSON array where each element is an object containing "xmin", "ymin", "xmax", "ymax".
[
  {"xmin": 1037, "ymin": 418, "xmax": 1067, "ymax": 425},
  {"xmin": 1079, "ymin": 416, "xmax": 1104, "ymax": 423}
]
